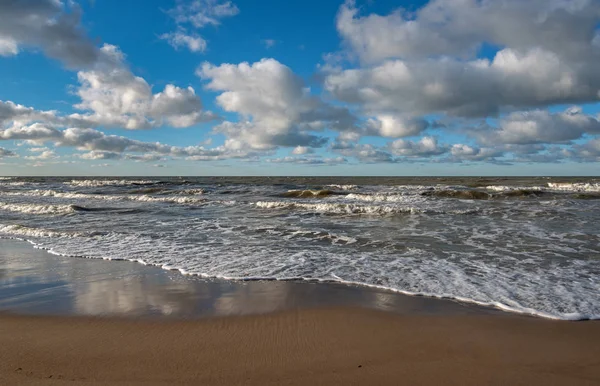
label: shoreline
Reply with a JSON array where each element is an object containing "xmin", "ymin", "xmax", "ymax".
[
  {"xmin": 0, "ymin": 237, "xmax": 580, "ymax": 321},
  {"xmin": 0, "ymin": 238, "xmax": 497, "ymax": 319},
  {"xmin": 2, "ymin": 239, "xmax": 600, "ymax": 385}
]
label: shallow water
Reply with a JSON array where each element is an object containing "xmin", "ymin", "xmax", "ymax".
[{"xmin": 0, "ymin": 176, "xmax": 599, "ymax": 320}]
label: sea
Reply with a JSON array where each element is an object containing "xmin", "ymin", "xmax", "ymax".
[{"xmin": 0, "ymin": 176, "xmax": 599, "ymax": 320}]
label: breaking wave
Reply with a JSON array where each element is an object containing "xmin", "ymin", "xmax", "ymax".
[
  {"xmin": 0, "ymin": 201, "xmax": 76, "ymax": 215},
  {"xmin": 68, "ymin": 179, "xmax": 159, "ymax": 187},
  {"xmin": 0, "ymin": 190, "xmax": 205, "ymax": 205},
  {"xmin": 280, "ymin": 189, "xmax": 345, "ymax": 198}
]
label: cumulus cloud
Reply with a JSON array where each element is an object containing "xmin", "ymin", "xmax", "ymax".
[
  {"xmin": 198, "ymin": 58, "xmax": 356, "ymax": 149},
  {"xmin": 0, "ymin": 53, "xmax": 213, "ymax": 132},
  {"xmin": 389, "ymin": 136, "xmax": 448, "ymax": 157},
  {"xmin": 337, "ymin": 0, "xmax": 600, "ymax": 64},
  {"xmin": 449, "ymin": 144, "xmax": 504, "ymax": 162},
  {"xmin": 325, "ymin": 49, "xmax": 600, "ymax": 118},
  {"xmin": 328, "ymin": 0, "xmax": 600, "ymax": 123},
  {"xmin": 71, "ymin": 44, "xmax": 213, "ymax": 129},
  {"xmin": 331, "ymin": 142, "xmax": 395, "ymax": 163},
  {"xmin": 366, "ymin": 115, "xmax": 429, "ymax": 138},
  {"xmin": 477, "ymin": 108, "xmax": 600, "ymax": 145},
  {"xmin": 0, "ymin": 122, "xmax": 254, "ymax": 161},
  {"xmin": 0, "ymin": 0, "xmax": 99, "ymax": 68},
  {"xmin": 162, "ymin": 0, "xmax": 239, "ymax": 53},
  {"xmin": 568, "ymin": 138, "xmax": 600, "ymax": 162}
]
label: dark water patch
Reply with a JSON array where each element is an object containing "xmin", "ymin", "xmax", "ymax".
[
  {"xmin": 423, "ymin": 189, "xmax": 555, "ymax": 200},
  {"xmin": 70, "ymin": 205, "xmax": 144, "ymax": 214},
  {"xmin": 128, "ymin": 187, "xmax": 171, "ymax": 195},
  {"xmin": 422, "ymin": 190, "xmax": 492, "ymax": 200}
]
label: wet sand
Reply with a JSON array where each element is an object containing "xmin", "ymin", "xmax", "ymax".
[{"xmin": 1, "ymin": 239, "xmax": 599, "ymax": 385}]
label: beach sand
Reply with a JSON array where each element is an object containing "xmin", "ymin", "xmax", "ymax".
[
  {"xmin": 1, "ymin": 240, "xmax": 599, "ymax": 385},
  {"xmin": 1, "ymin": 310, "xmax": 600, "ymax": 385}
]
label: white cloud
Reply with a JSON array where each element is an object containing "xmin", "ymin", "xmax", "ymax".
[
  {"xmin": 292, "ymin": 146, "xmax": 314, "ymax": 155},
  {"xmin": 169, "ymin": 0, "xmax": 239, "ymax": 28},
  {"xmin": 337, "ymin": 0, "xmax": 600, "ymax": 64},
  {"xmin": 0, "ymin": 37, "xmax": 18, "ymax": 56},
  {"xmin": 0, "ymin": 121, "xmax": 257, "ymax": 161},
  {"xmin": 198, "ymin": 58, "xmax": 356, "ymax": 149},
  {"xmin": 366, "ymin": 115, "xmax": 429, "ymax": 138},
  {"xmin": 162, "ymin": 0, "xmax": 239, "ymax": 53},
  {"xmin": 449, "ymin": 144, "xmax": 504, "ymax": 162},
  {"xmin": 24, "ymin": 150, "xmax": 57, "ymax": 160},
  {"xmin": 331, "ymin": 142, "xmax": 395, "ymax": 163},
  {"xmin": 477, "ymin": 108, "xmax": 600, "ymax": 145},
  {"xmin": 72, "ymin": 45, "xmax": 212, "ymax": 129},
  {"xmin": 389, "ymin": 136, "xmax": 448, "ymax": 157},
  {"xmin": 325, "ymin": 48, "xmax": 600, "ymax": 119},
  {"xmin": 160, "ymin": 31, "xmax": 207, "ymax": 53},
  {"xmin": 327, "ymin": 0, "xmax": 600, "ymax": 142}
]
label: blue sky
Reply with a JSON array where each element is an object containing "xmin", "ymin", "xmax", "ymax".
[{"xmin": 1, "ymin": 0, "xmax": 600, "ymax": 176}]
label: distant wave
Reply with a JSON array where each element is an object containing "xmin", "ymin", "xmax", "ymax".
[
  {"xmin": 280, "ymin": 189, "xmax": 345, "ymax": 198},
  {"xmin": 422, "ymin": 189, "xmax": 550, "ymax": 200},
  {"xmin": 0, "ymin": 190, "xmax": 206, "ymax": 205},
  {"xmin": 547, "ymin": 182, "xmax": 600, "ymax": 192},
  {"xmin": 345, "ymin": 193, "xmax": 414, "ymax": 203},
  {"xmin": 68, "ymin": 179, "xmax": 159, "ymax": 187},
  {"xmin": 325, "ymin": 184, "xmax": 359, "ymax": 191},
  {"xmin": 255, "ymin": 201, "xmax": 476, "ymax": 215}
]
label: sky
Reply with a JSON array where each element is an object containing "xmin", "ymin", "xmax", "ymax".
[{"xmin": 1, "ymin": 0, "xmax": 600, "ymax": 176}]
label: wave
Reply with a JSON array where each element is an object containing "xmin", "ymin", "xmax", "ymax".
[
  {"xmin": 0, "ymin": 201, "xmax": 76, "ymax": 215},
  {"xmin": 177, "ymin": 189, "xmax": 205, "ymax": 195},
  {"xmin": 325, "ymin": 184, "xmax": 359, "ymax": 191},
  {"xmin": 0, "ymin": 190, "xmax": 206, "ymax": 205},
  {"xmin": 68, "ymin": 179, "xmax": 159, "ymax": 187},
  {"xmin": 423, "ymin": 189, "xmax": 552, "ymax": 200},
  {"xmin": 0, "ymin": 224, "xmax": 99, "ymax": 238},
  {"xmin": 547, "ymin": 182, "xmax": 600, "ymax": 192},
  {"xmin": 485, "ymin": 185, "xmax": 544, "ymax": 192},
  {"xmin": 256, "ymin": 201, "xmax": 431, "ymax": 215},
  {"xmin": 280, "ymin": 189, "xmax": 345, "ymax": 198},
  {"xmin": 345, "ymin": 193, "xmax": 414, "ymax": 203}
]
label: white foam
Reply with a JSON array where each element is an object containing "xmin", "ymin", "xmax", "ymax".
[
  {"xmin": 345, "ymin": 193, "xmax": 416, "ymax": 203},
  {"xmin": 0, "ymin": 190, "xmax": 205, "ymax": 205},
  {"xmin": 255, "ymin": 201, "xmax": 424, "ymax": 215},
  {"xmin": 68, "ymin": 179, "xmax": 158, "ymax": 187},
  {"xmin": 0, "ymin": 201, "xmax": 75, "ymax": 215},
  {"xmin": 325, "ymin": 184, "xmax": 359, "ymax": 190},
  {"xmin": 547, "ymin": 182, "xmax": 600, "ymax": 192},
  {"xmin": 485, "ymin": 185, "xmax": 544, "ymax": 191},
  {"xmin": 0, "ymin": 224, "xmax": 92, "ymax": 238}
]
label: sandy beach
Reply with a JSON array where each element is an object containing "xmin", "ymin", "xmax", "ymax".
[
  {"xmin": 1, "ymin": 240, "xmax": 599, "ymax": 385},
  {"xmin": 1, "ymin": 309, "xmax": 599, "ymax": 385}
]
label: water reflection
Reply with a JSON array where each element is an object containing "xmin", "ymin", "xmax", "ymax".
[{"xmin": 0, "ymin": 239, "xmax": 492, "ymax": 318}]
